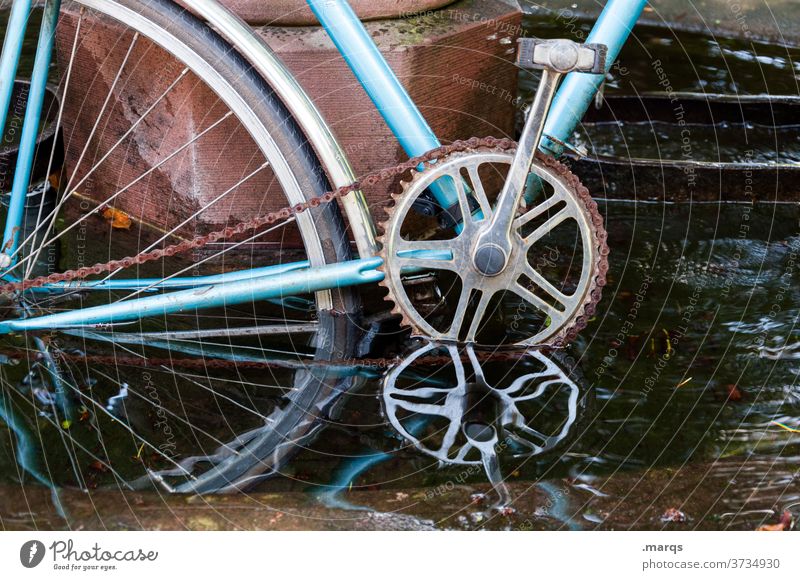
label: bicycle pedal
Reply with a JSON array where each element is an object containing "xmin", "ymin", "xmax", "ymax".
[{"xmin": 517, "ymin": 38, "xmax": 607, "ymax": 75}]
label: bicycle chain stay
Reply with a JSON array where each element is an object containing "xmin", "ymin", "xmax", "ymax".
[{"xmin": 0, "ymin": 137, "xmax": 515, "ymax": 296}]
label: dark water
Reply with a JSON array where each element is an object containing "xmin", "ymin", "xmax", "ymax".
[
  {"xmin": 0, "ymin": 9, "xmax": 41, "ymax": 77},
  {"xmin": 523, "ymin": 14, "xmax": 800, "ymax": 164},
  {"xmin": 522, "ymin": 12, "xmax": 800, "ymax": 97},
  {"xmin": 572, "ymin": 119, "xmax": 800, "ymax": 164},
  {"xmin": 0, "ymin": 9, "xmax": 798, "ymax": 531}
]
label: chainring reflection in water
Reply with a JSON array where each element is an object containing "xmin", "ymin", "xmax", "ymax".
[{"xmin": 381, "ymin": 341, "xmax": 594, "ymax": 509}]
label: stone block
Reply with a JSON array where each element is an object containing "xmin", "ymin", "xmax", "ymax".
[
  {"xmin": 55, "ymin": 0, "xmax": 522, "ymax": 250},
  {"xmin": 217, "ymin": 0, "xmax": 456, "ymax": 26}
]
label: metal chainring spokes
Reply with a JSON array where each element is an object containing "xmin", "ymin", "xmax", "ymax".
[
  {"xmin": 378, "ymin": 147, "xmax": 608, "ymax": 347},
  {"xmin": 381, "ymin": 341, "xmax": 585, "ymax": 465}
]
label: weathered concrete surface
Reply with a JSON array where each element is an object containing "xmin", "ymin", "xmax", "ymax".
[{"xmin": 524, "ymin": 0, "xmax": 800, "ymax": 45}]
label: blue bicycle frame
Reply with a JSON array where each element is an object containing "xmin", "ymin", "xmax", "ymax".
[{"xmin": 0, "ymin": 0, "xmax": 646, "ymax": 335}]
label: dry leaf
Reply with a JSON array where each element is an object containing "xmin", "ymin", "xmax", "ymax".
[
  {"xmin": 660, "ymin": 508, "xmax": 688, "ymax": 523},
  {"xmin": 726, "ymin": 384, "xmax": 743, "ymax": 402},
  {"xmin": 48, "ymin": 172, "xmax": 61, "ymax": 190},
  {"xmin": 757, "ymin": 511, "xmax": 793, "ymax": 531},
  {"xmin": 87, "ymin": 460, "xmax": 109, "ymax": 473},
  {"xmin": 102, "ymin": 207, "xmax": 132, "ymax": 229}
]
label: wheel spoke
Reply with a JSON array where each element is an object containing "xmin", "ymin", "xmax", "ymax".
[
  {"xmin": 12, "ymin": 29, "xmax": 141, "ymax": 271},
  {"xmin": 104, "ymin": 160, "xmax": 270, "ymax": 277},
  {"xmin": 8, "ymin": 111, "xmax": 235, "ymax": 276},
  {"xmin": 387, "ymin": 396, "xmax": 454, "ymax": 419},
  {"xmin": 63, "ymin": 68, "xmax": 190, "ymax": 198},
  {"xmin": 89, "ymin": 366, "xmax": 238, "ymax": 459},
  {"xmin": 439, "ymin": 418, "xmax": 464, "ymax": 458},
  {"xmin": 2, "ymin": 379, "xmax": 133, "ymax": 487},
  {"xmin": 21, "ymin": 69, "xmax": 192, "ymax": 277},
  {"xmin": 395, "ymin": 254, "xmax": 458, "ymax": 273},
  {"xmin": 464, "ymin": 290, "xmax": 494, "ymax": 342},
  {"xmin": 447, "ymin": 282, "xmax": 473, "ymax": 336},
  {"xmin": 466, "ymin": 346, "xmax": 488, "ymax": 384},
  {"xmin": 466, "ymin": 164, "xmax": 492, "ymax": 222},
  {"xmin": 386, "ymin": 385, "xmax": 458, "ymax": 399},
  {"xmin": 451, "ymin": 169, "xmax": 475, "ymax": 226},
  {"xmin": 0, "ymin": 0, "xmax": 373, "ymax": 498},
  {"xmin": 395, "ymin": 238, "xmax": 456, "ymax": 256},
  {"xmin": 513, "ymin": 421, "xmax": 552, "ymax": 445},
  {"xmin": 508, "ymin": 424, "xmax": 549, "ymax": 446},
  {"xmin": 62, "ymin": 32, "xmax": 141, "ymax": 196}
]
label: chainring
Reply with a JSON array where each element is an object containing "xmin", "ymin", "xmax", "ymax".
[{"xmin": 378, "ymin": 146, "xmax": 609, "ymax": 347}]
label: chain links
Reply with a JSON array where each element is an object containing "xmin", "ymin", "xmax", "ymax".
[
  {"xmin": 0, "ymin": 136, "xmax": 608, "ymax": 354},
  {"xmin": 0, "ymin": 137, "xmax": 516, "ymax": 296}
]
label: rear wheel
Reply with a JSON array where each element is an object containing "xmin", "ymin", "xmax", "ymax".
[
  {"xmin": 6, "ymin": 0, "xmax": 359, "ymax": 341},
  {"xmin": 0, "ymin": 0, "xmax": 361, "ymax": 492}
]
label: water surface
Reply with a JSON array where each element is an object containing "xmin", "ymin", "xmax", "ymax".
[{"xmin": 0, "ymin": 8, "xmax": 798, "ymax": 532}]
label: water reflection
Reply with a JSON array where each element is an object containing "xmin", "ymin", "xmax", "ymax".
[
  {"xmin": 119, "ymin": 311, "xmax": 368, "ymax": 494},
  {"xmin": 126, "ymin": 334, "xmax": 595, "ymax": 506},
  {"xmin": 1, "ymin": 8, "xmax": 799, "ymax": 531},
  {"xmin": 382, "ymin": 342, "xmax": 592, "ymax": 511},
  {"xmin": 0, "ymin": 309, "xmax": 595, "ymax": 524},
  {"xmin": 1, "ymin": 202, "xmax": 799, "ymax": 529},
  {"xmin": 0, "ymin": 385, "xmax": 66, "ymax": 519}
]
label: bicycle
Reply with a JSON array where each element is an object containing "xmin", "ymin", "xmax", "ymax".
[{"xmin": 0, "ymin": 0, "xmax": 644, "ymax": 353}]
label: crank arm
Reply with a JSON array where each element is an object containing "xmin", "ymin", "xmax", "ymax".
[{"xmin": 471, "ymin": 39, "xmax": 607, "ymax": 277}]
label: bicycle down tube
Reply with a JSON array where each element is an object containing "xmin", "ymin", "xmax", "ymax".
[{"xmin": 0, "ymin": 0, "xmax": 642, "ymax": 334}]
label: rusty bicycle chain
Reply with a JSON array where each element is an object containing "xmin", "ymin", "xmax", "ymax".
[
  {"xmin": 0, "ymin": 135, "xmax": 608, "ymax": 363},
  {"xmin": 0, "ymin": 136, "xmax": 517, "ymax": 296}
]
